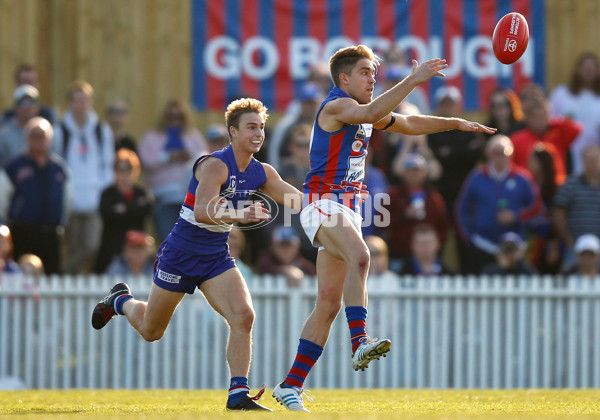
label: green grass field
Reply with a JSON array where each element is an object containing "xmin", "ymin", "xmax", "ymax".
[{"xmin": 1, "ymin": 389, "xmax": 600, "ymax": 419}]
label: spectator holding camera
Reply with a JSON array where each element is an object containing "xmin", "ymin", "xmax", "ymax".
[
  {"xmin": 481, "ymin": 232, "xmax": 539, "ymax": 276},
  {"xmin": 385, "ymin": 153, "xmax": 448, "ymax": 271}
]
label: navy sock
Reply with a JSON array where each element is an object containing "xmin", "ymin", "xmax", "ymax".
[
  {"xmin": 114, "ymin": 294, "xmax": 133, "ymax": 315},
  {"xmin": 228, "ymin": 376, "xmax": 249, "ymax": 404}
]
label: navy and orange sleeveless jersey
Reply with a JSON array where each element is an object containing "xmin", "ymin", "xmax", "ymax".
[
  {"xmin": 167, "ymin": 145, "xmax": 267, "ymax": 255},
  {"xmin": 303, "ymin": 86, "xmax": 372, "ymax": 212}
]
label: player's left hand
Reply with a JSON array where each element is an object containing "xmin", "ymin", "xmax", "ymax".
[
  {"xmin": 456, "ymin": 119, "xmax": 497, "ymax": 134},
  {"xmin": 410, "ymin": 58, "xmax": 448, "ymax": 84}
]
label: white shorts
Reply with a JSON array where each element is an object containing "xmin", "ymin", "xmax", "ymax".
[{"xmin": 300, "ymin": 199, "xmax": 363, "ymax": 250}]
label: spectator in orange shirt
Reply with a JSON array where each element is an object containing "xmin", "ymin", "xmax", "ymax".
[{"xmin": 510, "ymin": 95, "xmax": 581, "ymax": 177}]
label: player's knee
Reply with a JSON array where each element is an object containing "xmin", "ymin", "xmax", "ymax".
[
  {"xmin": 230, "ymin": 306, "xmax": 255, "ymax": 332},
  {"xmin": 351, "ymin": 247, "xmax": 370, "ymax": 276},
  {"xmin": 140, "ymin": 325, "xmax": 166, "ymax": 342}
]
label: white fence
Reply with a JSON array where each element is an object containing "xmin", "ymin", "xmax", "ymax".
[{"xmin": 1, "ymin": 274, "xmax": 600, "ymax": 389}]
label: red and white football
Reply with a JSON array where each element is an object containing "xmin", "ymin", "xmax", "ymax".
[{"xmin": 492, "ymin": 12, "xmax": 529, "ymax": 65}]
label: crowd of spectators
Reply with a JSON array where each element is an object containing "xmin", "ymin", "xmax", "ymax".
[{"xmin": 2, "ymin": 51, "xmax": 600, "ymax": 284}]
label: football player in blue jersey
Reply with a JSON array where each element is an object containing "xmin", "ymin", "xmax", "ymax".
[
  {"xmin": 92, "ymin": 98, "xmax": 302, "ymax": 411},
  {"xmin": 273, "ymin": 45, "xmax": 496, "ymax": 411}
]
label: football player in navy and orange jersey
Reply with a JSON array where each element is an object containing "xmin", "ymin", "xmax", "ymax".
[
  {"xmin": 273, "ymin": 45, "xmax": 496, "ymax": 411},
  {"xmin": 92, "ymin": 98, "xmax": 302, "ymax": 411}
]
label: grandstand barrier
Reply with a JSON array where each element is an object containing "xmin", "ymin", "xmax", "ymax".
[{"xmin": 1, "ymin": 274, "xmax": 599, "ymax": 389}]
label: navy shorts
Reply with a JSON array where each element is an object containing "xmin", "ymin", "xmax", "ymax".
[{"xmin": 153, "ymin": 241, "xmax": 236, "ymax": 294}]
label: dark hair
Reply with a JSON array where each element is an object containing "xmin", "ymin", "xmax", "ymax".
[
  {"xmin": 568, "ymin": 52, "xmax": 600, "ymax": 95},
  {"xmin": 14, "ymin": 63, "xmax": 36, "ymax": 84},
  {"xmin": 530, "ymin": 143, "xmax": 557, "ymax": 207},
  {"xmin": 486, "ymin": 87, "xmax": 523, "ymax": 129},
  {"xmin": 329, "ymin": 45, "xmax": 380, "ymax": 88},
  {"xmin": 412, "ymin": 223, "xmax": 438, "ymax": 239}
]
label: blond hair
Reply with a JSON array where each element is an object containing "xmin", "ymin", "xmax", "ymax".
[
  {"xmin": 115, "ymin": 148, "xmax": 141, "ymax": 179},
  {"xmin": 67, "ymin": 80, "xmax": 94, "ymax": 100},
  {"xmin": 17, "ymin": 253, "xmax": 45, "ymax": 276},
  {"xmin": 224, "ymin": 98, "xmax": 269, "ymax": 140},
  {"xmin": 329, "ymin": 45, "xmax": 380, "ymax": 88}
]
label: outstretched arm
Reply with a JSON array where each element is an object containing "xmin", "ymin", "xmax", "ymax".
[
  {"xmin": 260, "ymin": 163, "xmax": 303, "ymax": 212},
  {"xmin": 374, "ymin": 112, "xmax": 496, "ymax": 135},
  {"xmin": 193, "ymin": 157, "xmax": 270, "ymax": 224},
  {"xmin": 322, "ymin": 59, "xmax": 448, "ymax": 129}
]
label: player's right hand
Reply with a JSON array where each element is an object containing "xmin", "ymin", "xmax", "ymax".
[
  {"xmin": 239, "ymin": 202, "xmax": 270, "ymax": 224},
  {"xmin": 410, "ymin": 58, "xmax": 448, "ymax": 84}
]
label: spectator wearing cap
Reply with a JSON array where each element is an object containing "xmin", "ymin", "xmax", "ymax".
[
  {"xmin": 455, "ymin": 135, "xmax": 542, "ymax": 274},
  {"xmin": 94, "ymin": 149, "xmax": 154, "ymax": 274},
  {"xmin": 52, "ymin": 80, "xmax": 115, "ymax": 274},
  {"xmin": 0, "ymin": 117, "xmax": 70, "ymax": 274},
  {"xmin": 106, "ymin": 99, "xmax": 137, "ymax": 154},
  {"xmin": 481, "ymin": 232, "xmax": 539, "ymax": 276},
  {"xmin": 384, "ymin": 153, "xmax": 448, "ymax": 271},
  {"xmin": 553, "ymin": 144, "xmax": 600, "ymax": 267},
  {"xmin": 562, "ymin": 234, "xmax": 600, "ymax": 277},
  {"xmin": 205, "ymin": 123, "xmax": 229, "ymax": 153},
  {"xmin": 255, "ymin": 225, "xmax": 316, "ymax": 288},
  {"xmin": 268, "ymin": 82, "xmax": 324, "ymax": 169},
  {"xmin": 0, "ymin": 63, "xmax": 57, "ymax": 126},
  {"xmin": 427, "ymin": 85, "xmax": 486, "ymax": 218},
  {"xmin": 0, "ymin": 85, "xmax": 41, "ymax": 168},
  {"xmin": 105, "ymin": 230, "xmax": 155, "ymax": 276}
]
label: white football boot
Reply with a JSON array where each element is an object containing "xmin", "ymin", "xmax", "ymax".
[
  {"xmin": 272, "ymin": 383, "xmax": 312, "ymax": 412},
  {"xmin": 351, "ymin": 337, "xmax": 391, "ymax": 371}
]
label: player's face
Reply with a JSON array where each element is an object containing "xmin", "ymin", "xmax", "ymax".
[
  {"xmin": 231, "ymin": 112, "xmax": 265, "ymax": 154},
  {"xmin": 347, "ymin": 58, "xmax": 376, "ymax": 104}
]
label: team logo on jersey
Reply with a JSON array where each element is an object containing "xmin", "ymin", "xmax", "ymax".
[
  {"xmin": 352, "ymin": 140, "xmax": 363, "ymax": 152},
  {"xmin": 222, "ymin": 175, "xmax": 237, "ymax": 198}
]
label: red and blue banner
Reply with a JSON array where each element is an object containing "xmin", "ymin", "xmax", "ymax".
[{"xmin": 192, "ymin": 0, "xmax": 545, "ymax": 111}]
